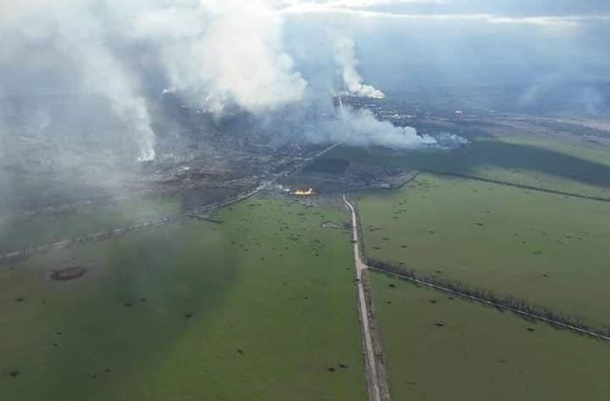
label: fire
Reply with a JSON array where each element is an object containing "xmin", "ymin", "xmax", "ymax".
[{"xmin": 293, "ymin": 188, "xmax": 314, "ymax": 196}]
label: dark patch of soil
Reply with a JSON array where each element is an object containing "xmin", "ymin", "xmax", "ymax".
[{"xmin": 50, "ymin": 267, "xmax": 87, "ymax": 282}]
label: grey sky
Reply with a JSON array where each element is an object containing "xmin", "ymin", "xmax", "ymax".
[
  {"xmin": 279, "ymin": 0, "xmax": 610, "ymax": 95},
  {"xmin": 279, "ymin": 0, "xmax": 610, "ymax": 18}
]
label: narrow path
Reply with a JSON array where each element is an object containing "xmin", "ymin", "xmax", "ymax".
[{"xmin": 343, "ymin": 193, "xmax": 388, "ymax": 401}]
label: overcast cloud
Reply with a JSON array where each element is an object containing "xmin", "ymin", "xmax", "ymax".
[{"xmin": 278, "ymin": 0, "xmax": 610, "ymax": 18}]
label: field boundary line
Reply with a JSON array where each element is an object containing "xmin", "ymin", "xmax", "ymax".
[
  {"xmin": 369, "ymin": 265, "xmax": 610, "ymax": 342},
  {"xmin": 0, "ymin": 141, "xmax": 345, "ymax": 265},
  {"xmin": 346, "ymin": 195, "xmax": 610, "ymax": 342},
  {"xmin": 424, "ymin": 170, "xmax": 610, "ymax": 203},
  {"xmin": 0, "ymin": 187, "xmax": 257, "ymax": 264}
]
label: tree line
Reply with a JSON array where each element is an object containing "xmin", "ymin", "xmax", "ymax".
[{"xmin": 367, "ymin": 258, "xmax": 610, "ymax": 341}]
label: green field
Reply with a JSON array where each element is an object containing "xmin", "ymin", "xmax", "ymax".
[
  {"xmin": 358, "ymin": 173, "xmax": 610, "ymax": 328},
  {"xmin": 328, "ymin": 133, "xmax": 610, "ymax": 198},
  {"xmin": 1, "ymin": 197, "xmax": 366, "ymax": 401},
  {"xmin": 370, "ymin": 272, "xmax": 610, "ymax": 401},
  {"xmin": 0, "ymin": 197, "xmax": 182, "ymax": 254}
]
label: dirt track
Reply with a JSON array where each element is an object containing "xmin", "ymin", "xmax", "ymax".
[{"xmin": 344, "ymin": 194, "xmax": 391, "ymax": 401}]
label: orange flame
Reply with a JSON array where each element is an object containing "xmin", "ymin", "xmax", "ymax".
[{"xmin": 294, "ymin": 188, "xmax": 314, "ymax": 196}]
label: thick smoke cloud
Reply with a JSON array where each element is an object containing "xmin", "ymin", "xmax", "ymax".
[
  {"xmin": 322, "ymin": 107, "xmax": 437, "ymax": 148},
  {"xmin": 0, "ymin": 0, "xmax": 439, "ymax": 165},
  {"xmin": 127, "ymin": 0, "xmax": 308, "ymax": 114}
]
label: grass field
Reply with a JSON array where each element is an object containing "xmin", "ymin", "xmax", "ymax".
[
  {"xmin": 1, "ymin": 196, "xmax": 366, "ymax": 401},
  {"xmin": 0, "ymin": 197, "xmax": 182, "ymax": 254},
  {"xmin": 328, "ymin": 133, "xmax": 610, "ymax": 198},
  {"xmin": 370, "ymin": 271, "xmax": 610, "ymax": 401},
  {"xmin": 358, "ymin": 173, "xmax": 610, "ymax": 328}
]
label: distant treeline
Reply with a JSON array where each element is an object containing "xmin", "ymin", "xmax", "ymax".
[
  {"xmin": 0, "ymin": 184, "xmax": 261, "ymax": 265},
  {"xmin": 367, "ymin": 259, "xmax": 610, "ymax": 341},
  {"xmin": 426, "ymin": 170, "xmax": 610, "ymax": 203}
]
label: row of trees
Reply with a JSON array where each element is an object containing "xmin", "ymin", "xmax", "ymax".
[{"xmin": 367, "ymin": 258, "xmax": 610, "ymax": 341}]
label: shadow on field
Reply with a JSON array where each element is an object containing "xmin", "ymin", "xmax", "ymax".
[
  {"xmin": 4, "ymin": 219, "xmax": 243, "ymax": 400},
  {"xmin": 332, "ymin": 140, "xmax": 610, "ymax": 188}
]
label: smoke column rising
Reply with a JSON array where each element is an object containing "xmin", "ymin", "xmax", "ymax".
[
  {"xmin": 333, "ymin": 33, "xmax": 386, "ymax": 99},
  {"xmin": 0, "ymin": 0, "xmax": 157, "ymax": 161},
  {"xmin": 128, "ymin": 0, "xmax": 308, "ymax": 115},
  {"xmin": 0, "ymin": 0, "xmax": 455, "ymax": 163}
]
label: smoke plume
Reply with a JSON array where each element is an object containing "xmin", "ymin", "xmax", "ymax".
[
  {"xmin": 0, "ymin": 0, "xmax": 452, "ymax": 166},
  {"xmin": 332, "ymin": 33, "xmax": 386, "ymax": 99},
  {"xmin": 128, "ymin": 0, "xmax": 307, "ymax": 114},
  {"xmin": 0, "ymin": 0, "xmax": 156, "ymax": 161},
  {"xmin": 313, "ymin": 105, "xmax": 437, "ymax": 149}
]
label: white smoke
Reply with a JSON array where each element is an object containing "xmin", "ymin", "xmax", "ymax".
[
  {"xmin": 332, "ymin": 33, "xmax": 386, "ymax": 99},
  {"xmin": 343, "ymin": 109, "xmax": 436, "ymax": 147},
  {"xmin": 0, "ymin": 0, "xmax": 308, "ymax": 161},
  {"xmin": 326, "ymin": 32, "xmax": 438, "ymax": 149},
  {"xmin": 71, "ymin": 34, "xmax": 156, "ymax": 162},
  {"xmin": 128, "ymin": 0, "xmax": 307, "ymax": 114},
  {"xmin": 0, "ymin": 0, "xmax": 463, "ymax": 160},
  {"xmin": 0, "ymin": 0, "xmax": 156, "ymax": 161},
  {"xmin": 319, "ymin": 106, "xmax": 437, "ymax": 148},
  {"xmin": 435, "ymin": 132, "xmax": 470, "ymax": 148}
]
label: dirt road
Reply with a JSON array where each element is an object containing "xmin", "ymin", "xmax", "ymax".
[{"xmin": 344, "ymin": 193, "xmax": 387, "ymax": 401}]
